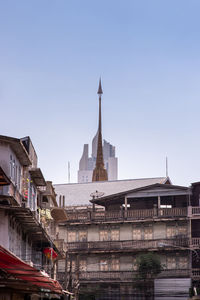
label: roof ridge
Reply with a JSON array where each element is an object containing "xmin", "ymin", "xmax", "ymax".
[{"xmin": 53, "ymin": 176, "xmax": 167, "ymax": 186}]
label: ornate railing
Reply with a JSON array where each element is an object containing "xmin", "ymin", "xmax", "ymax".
[
  {"xmin": 67, "ymin": 238, "xmax": 189, "ymax": 252},
  {"xmin": 192, "ymin": 269, "xmax": 200, "ymax": 279}
]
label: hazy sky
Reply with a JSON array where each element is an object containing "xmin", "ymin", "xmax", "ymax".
[{"xmin": 1, "ymin": 0, "xmax": 200, "ymax": 186}]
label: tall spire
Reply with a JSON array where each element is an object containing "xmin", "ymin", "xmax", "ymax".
[{"xmin": 92, "ymin": 79, "xmax": 108, "ymax": 182}]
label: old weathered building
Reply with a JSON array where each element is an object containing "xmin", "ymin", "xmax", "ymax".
[
  {"xmin": 0, "ymin": 135, "xmax": 63, "ymax": 299},
  {"xmin": 54, "ymin": 178, "xmax": 200, "ymax": 299}
]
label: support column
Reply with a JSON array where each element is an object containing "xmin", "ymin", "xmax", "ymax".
[
  {"xmin": 158, "ymin": 196, "xmax": 161, "ymax": 209},
  {"xmin": 158, "ymin": 196, "xmax": 161, "ymax": 216},
  {"xmin": 124, "ymin": 196, "xmax": 128, "ymax": 218}
]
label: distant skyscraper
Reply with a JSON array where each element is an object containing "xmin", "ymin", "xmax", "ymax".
[{"xmin": 78, "ymin": 80, "xmax": 118, "ymax": 183}]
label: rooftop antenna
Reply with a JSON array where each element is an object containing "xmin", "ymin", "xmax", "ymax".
[
  {"xmin": 68, "ymin": 161, "xmax": 70, "ymax": 183},
  {"xmin": 166, "ymin": 156, "xmax": 168, "ymax": 177}
]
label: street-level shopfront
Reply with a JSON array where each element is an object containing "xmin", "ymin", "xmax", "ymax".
[{"xmin": 0, "ymin": 245, "xmax": 63, "ymax": 300}]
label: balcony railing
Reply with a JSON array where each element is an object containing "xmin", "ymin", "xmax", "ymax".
[
  {"xmin": 192, "ymin": 207, "xmax": 200, "ymax": 215},
  {"xmin": 57, "ymin": 269, "xmax": 191, "ymax": 283},
  {"xmin": 191, "ymin": 238, "xmax": 200, "ymax": 247},
  {"xmin": 67, "ymin": 238, "xmax": 189, "ymax": 252},
  {"xmin": 65, "ymin": 207, "xmax": 189, "ymax": 223}
]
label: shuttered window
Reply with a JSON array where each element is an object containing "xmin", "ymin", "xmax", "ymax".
[{"xmin": 133, "ymin": 228, "xmax": 141, "ymax": 240}]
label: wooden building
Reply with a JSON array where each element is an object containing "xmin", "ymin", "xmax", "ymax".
[{"xmin": 54, "ymin": 179, "xmax": 200, "ymax": 299}]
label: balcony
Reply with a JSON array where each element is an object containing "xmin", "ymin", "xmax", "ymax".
[
  {"xmin": 67, "ymin": 238, "xmax": 189, "ymax": 253},
  {"xmin": 0, "ymin": 182, "xmax": 24, "ymax": 205},
  {"xmin": 65, "ymin": 207, "xmax": 188, "ymax": 224},
  {"xmin": 57, "ymin": 269, "xmax": 192, "ymax": 284}
]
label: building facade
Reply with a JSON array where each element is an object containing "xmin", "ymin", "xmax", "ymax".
[
  {"xmin": 0, "ymin": 135, "xmax": 63, "ymax": 299},
  {"xmin": 55, "ymin": 180, "xmax": 200, "ymax": 300}
]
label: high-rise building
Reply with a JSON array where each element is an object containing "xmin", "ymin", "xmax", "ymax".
[{"xmin": 78, "ymin": 80, "xmax": 118, "ymax": 183}]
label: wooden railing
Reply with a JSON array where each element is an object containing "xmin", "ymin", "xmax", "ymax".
[
  {"xmin": 159, "ymin": 207, "xmax": 187, "ymax": 217},
  {"xmin": 65, "ymin": 207, "xmax": 189, "ymax": 223},
  {"xmin": 57, "ymin": 269, "xmax": 191, "ymax": 283},
  {"xmin": 191, "ymin": 238, "xmax": 200, "ymax": 247},
  {"xmin": 192, "ymin": 207, "xmax": 200, "ymax": 215},
  {"xmin": 67, "ymin": 238, "xmax": 189, "ymax": 252},
  {"xmin": 127, "ymin": 209, "xmax": 154, "ymax": 219}
]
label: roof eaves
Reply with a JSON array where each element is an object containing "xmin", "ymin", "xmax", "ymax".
[{"xmin": 90, "ymin": 183, "xmax": 190, "ymax": 204}]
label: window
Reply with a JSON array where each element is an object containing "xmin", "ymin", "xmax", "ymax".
[
  {"xmin": 111, "ymin": 229, "xmax": 119, "ymax": 241},
  {"xmin": 100, "ymin": 230, "xmax": 108, "ymax": 241},
  {"xmin": 111, "ymin": 258, "xmax": 119, "ymax": 271},
  {"xmin": 178, "ymin": 226, "xmax": 187, "ymax": 237},
  {"xmin": 18, "ymin": 166, "xmax": 21, "ymax": 189},
  {"xmin": 100, "ymin": 259, "xmax": 108, "ymax": 271},
  {"xmin": 79, "ymin": 231, "xmax": 87, "ymax": 242},
  {"xmin": 133, "ymin": 228, "xmax": 141, "ymax": 240},
  {"xmin": 67, "ymin": 260, "xmax": 76, "ymax": 272},
  {"xmin": 68, "ymin": 231, "xmax": 76, "ymax": 242},
  {"xmin": 166, "ymin": 226, "xmax": 176, "ymax": 238},
  {"xmin": 80, "ymin": 260, "xmax": 87, "ymax": 271},
  {"xmin": 144, "ymin": 227, "xmax": 153, "ymax": 240},
  {"xmin": 178, "ymin": 257, "xmax": 188, "ymax": 269},
  {"xmin": 167, "ymin": 257, "xmax": 176, "ymax": 269},
  {"xmin": 10, "ymin": 155, "xmax": 13, "ymax": 178},
  {"xmin": 133, "ymin": 258, "xmax": 138, "ymax": 271},
  {"xmin": 13, "ymin": 160, "xmax": 15, "ymax": 182}
]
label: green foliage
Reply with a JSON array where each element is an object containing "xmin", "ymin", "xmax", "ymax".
[
  {"xmin": 136, "ymin": 252, "xmax": 163, "ymax": 280},
  {"xmin": 189, "ymin": 287, "xmax": 194, "ymax": 297}
]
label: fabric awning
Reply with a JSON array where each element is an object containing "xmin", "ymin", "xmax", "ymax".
[{"xmin": 0, "ymin": 245, "xmax": 63, "ymax": 294}]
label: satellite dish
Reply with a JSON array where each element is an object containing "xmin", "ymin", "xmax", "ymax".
[{"xmin": 90, "ymin": 190, "xmax": 105, "ymax": 199}]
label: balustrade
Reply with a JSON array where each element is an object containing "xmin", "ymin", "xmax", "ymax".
[
  {"xmin": 192, "ymin": 207, "xmax": 200, "ymax": 215},
  {"xmin": 67, "ymin": 237, "xmax": 189, "ymax": 252},
  {"xmin": 57, "ymin": 269, "xmax": 191, "ymax": 283},
  {"xmin": 66, "ymin": 207, "xmax": 189, "ymax": 223}
]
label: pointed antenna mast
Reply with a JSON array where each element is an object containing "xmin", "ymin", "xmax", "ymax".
[
  {"xmin": 68, "ymin": 161, "xmax": 70, "ymax": 183},
  {"xmin": 166, "ymin": 156, "xmax": 168, "ymax": 177}
]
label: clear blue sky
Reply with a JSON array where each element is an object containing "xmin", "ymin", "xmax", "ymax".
[{"xmin": 1, "ymin": 0, "xmax": 200, "ymax": 186}]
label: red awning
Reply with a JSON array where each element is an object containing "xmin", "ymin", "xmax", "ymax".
[{"xmin": 0, "ymin": 245, "xmax": 63, "ymax": 293}]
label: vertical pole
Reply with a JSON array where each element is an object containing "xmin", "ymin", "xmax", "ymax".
[
  {"xmin": 158, "ymin": 196, "xmax": 161, "ymax": 216},
  {"xmin": 158, "ymin": 196, "xmax": 161, "ymax": 209},
  {"xmin": 125, "ymin": 196, "xmax": 128, "ymax": 211},
  {"xmin": 68, "ymin": 161, "xmax": 70, "ymax": 184},
  {"xmin": 64, "ymin": 252, "xmax": 68, "ymax": 290},
  {"xmin": 124, "ymin": 196, "xmax": 128, "ymax": 219},
  {"xmin": 166, "ymin": 156, "xmax": 168, "ymax": 177}
]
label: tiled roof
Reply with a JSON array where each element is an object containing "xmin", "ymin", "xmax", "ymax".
[{"xmin": 54, "ymin": 177, "xmax": 170, "ymax": 206}]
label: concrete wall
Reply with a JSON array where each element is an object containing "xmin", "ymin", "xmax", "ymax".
[
  {"xmin": 0, "ymin": 143, "xmax": 22, "ymax": 194},
  {"xmin": 88, "ymin": 225, "xmax": 100, "ymax": 242},
  {"xmin": 0, "ymin": 211, "xmax": 9, "ymax": 249}
]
